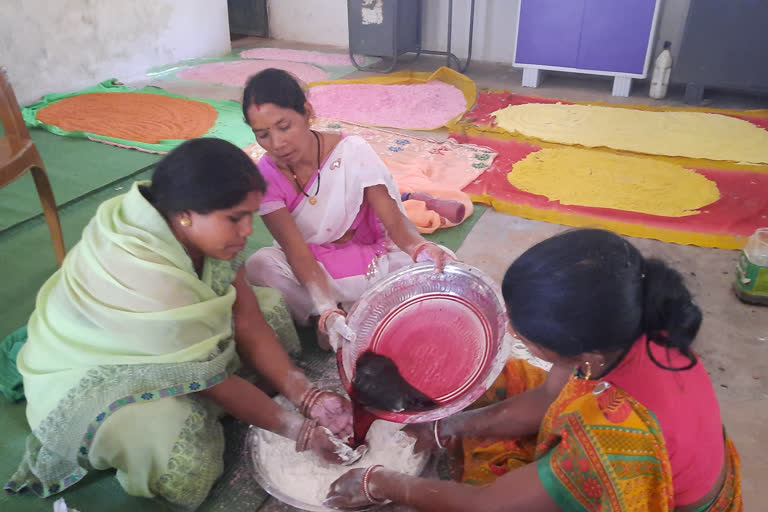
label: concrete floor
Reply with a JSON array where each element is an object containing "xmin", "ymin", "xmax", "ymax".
[{"xmin": 150, "ymin": 37, "xmax": 767, "ymax": 510}]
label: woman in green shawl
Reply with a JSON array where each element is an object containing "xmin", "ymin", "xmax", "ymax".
[{"xmin": 5, "ymin": 138, "xmax": 353, "ymax": 509}]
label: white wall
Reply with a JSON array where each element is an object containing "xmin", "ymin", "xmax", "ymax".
[
  {"xmin": 268, "ymin": 0, "xmax": 691, "ymax": 70},
  {"xmin": 267, "ymin": 0, "xmax": 350, "ymax": 47},
  {"xmin": 0, "ymin": 0, "xmax": 232, "ymax": 104}
]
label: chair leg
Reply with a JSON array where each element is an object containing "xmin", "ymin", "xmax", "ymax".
[{"xmin": 30, "ymin": 165, "xmax": 66, "ymax": 267}]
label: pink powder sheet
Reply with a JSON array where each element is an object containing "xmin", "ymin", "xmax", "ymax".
[
  {"xmin": 240, "ymin": 48, "xmax": 358, "ymax": 67},
  {"xmin": 308, "ymin": 81, "xmax": 467, "ymax": 130},
  {"xmin": 176, "ymin": 60, "xmax": 330, "ymax": 87}
]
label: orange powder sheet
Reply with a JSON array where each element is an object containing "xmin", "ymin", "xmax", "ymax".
[{"xmin": 36, "ymin": 92, "xmax": 217, "ymax": 145}]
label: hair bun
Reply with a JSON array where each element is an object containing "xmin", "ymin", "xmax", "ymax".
[{"xmin": 641, "ymin": 259, "xmax": 701, "ymax": 369}]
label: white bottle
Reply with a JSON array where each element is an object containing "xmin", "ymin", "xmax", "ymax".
[{"xmin": 649, "ymin": 41, "xmax": 672, "ymax": 99}]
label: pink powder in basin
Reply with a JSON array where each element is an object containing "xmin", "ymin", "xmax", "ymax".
[
  {"xmin": 308, "ymin": 81, "xmax": 467, "ymax": 130},
  {"xmin": 177, "ymin": 60, "xmax": 330, "ymax": 87},
  {"xmin": 240, "ymin": 48, "xmax": 358, "ymax": 67}
]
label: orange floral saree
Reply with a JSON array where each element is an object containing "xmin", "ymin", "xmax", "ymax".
[{"xmin": 461, "ymin": 359, "xmax": 741, "ymax": 512}]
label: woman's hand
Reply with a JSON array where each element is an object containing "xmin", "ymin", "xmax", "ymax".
[
  {"xmin": 402, "ymin": 423, "xmax": 440, "ymax": 454},
  {"xmin": 306, "ymin": 424, "xmax": 349, "ymax": 465},
  {"xmin": 412, "ymin": 241, "xmax": 456, "ymax": 273},
  {"xmin": 308, "ymin": 391, "xmax": 354, "ymax": 441},
  {"xmin": 324, "ymin": 468, "xmax": 371, "ymax": 509},
  {"xmin": 319, "ymin": 309, "xmax": 356, "ymax": 352}
]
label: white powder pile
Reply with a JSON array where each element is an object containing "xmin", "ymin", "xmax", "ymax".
[{"xmin": 252, "ymin": 420, "xmax": 426, "ymax": 508}]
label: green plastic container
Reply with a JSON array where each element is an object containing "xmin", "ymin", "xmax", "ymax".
[{"xmin": 734, "ymin": 228, "xmax": 768, "ymax": 306}]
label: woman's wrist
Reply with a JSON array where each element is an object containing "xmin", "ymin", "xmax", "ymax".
[
  {"xmin": 363, "ymin": 465, "xmax": 388, "ymax": 504},
  {"xmin": 434, "ymin": 420, "xmax": 446, "ymax": 449},
  {"xmin": 317, "ymin": 308, "xmax": 346, "ymax": 335},
  {"xmin": 367, "ymin": 467, "xmax": 395, "ymax": 504},
  {"xmin": 409, "ymin": 240, "xmax": 437, "ymax": 262},
  {"xmin": 438, "ymin": 415, "xmax": 459, "ymax": 442},
  {"xmin": 277, "ymin": 409, "xmax": 306, "ymax": 440},
  {"xmin": 295, "ymin": 418, "xmax": 319, "ymax": 452},
  {"xmin": 298, "ymin": 385, "xmax": 323, "ymax": 416},
  {"xmin": 281, "ymin": 370, "xmax": 312, "ymax": 407}
]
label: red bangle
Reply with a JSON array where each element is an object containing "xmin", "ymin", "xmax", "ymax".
[
  {"xmin": 295, "ymin": 418, "xmax": 318, "ymax": 452},
  {"xmin": 299, "ymin": 386, "xmax": 323, "ymax": 416},
  {"xmin": 410, "ymin": 241, "xmax": 437, "ymax": 262},
  {"xmin": 318, "ymin": 308, "xmax": 346, "ymax": 335},
  {"xmin": 362, "ymin": 465, "xmax": 387, "ymax": 504}
]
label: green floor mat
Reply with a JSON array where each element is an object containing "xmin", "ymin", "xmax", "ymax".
[
  {"xmin": 424, "ymin": 204, "xmax": 487, "ymax": 249},
  {"xmin": 0, "ymin": 129, "xmax": 160, "ymax": 230}
]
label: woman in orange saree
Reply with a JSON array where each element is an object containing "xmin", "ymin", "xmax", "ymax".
[{"xmin": 326, "ymin": 229, "xmax": 741, "ymax": 512}]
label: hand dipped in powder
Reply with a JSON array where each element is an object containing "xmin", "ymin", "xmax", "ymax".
[
  {"xmin": 324, "ymin": 468, "xmax": 371, "ymax": 509},
  {"xmin": 308, "ymin": 425, "xmax": 355, "ymax": 465},
  {"xmin": 308, "ymin": 391, "xmax": 354, "ymax": 441},
  {"xmin": 402, "ymin": 422, "xmax": 440, "ymax": 453}
]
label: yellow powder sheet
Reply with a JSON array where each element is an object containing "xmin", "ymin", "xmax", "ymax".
[
  {"xmin": 493, "ymin": 103, "xmax": 768, "ymax": 165},
  {"xmin": 507, "ymin": 148, "xmax": 720, "ymax": 217}
]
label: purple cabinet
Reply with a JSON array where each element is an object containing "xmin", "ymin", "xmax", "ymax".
[
  {"xmin": 578, "ymin": 0, "xmax": 657, "ymax": 74},
  {"xmin": 515, "ymin": 0, "xmax": 585, "ymax": 69},
  {"xmin": 514, "ymin": 0, "xmax": 660, "ymax": 96}
]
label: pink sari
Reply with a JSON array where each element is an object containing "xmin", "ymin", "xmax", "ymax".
[{"xmin": 257, "ymin": 135, "xmax": 406, "ymax": 279}]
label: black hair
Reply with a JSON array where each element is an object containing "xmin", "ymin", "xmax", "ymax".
[
  {"xmin": 242, "ymin": 68, "xmax": 307, "ymax": 123},
  {"xmin": 502, "ymin": 229, "xmax": 700, "ymax": 370},
  {"xmin": 146, "ymin": 138, "xmax": 266, "ymax": 217}
]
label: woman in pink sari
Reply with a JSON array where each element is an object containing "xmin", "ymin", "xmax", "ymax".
[{"xmin": 242, "ymin": 69, "xmax": 454, "ymax": 347}]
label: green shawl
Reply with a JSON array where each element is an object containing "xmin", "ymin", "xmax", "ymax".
[{"xmin": 6, "ymin": 182, "xmax": 240, "ymax": 507}]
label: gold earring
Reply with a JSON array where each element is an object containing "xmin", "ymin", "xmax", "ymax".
[
  {"xmin": 584, "ymin": 361, "xmax": 592, "ymax": 380},
  {"xmin": 180, "ymin": 218, "xmax": 192, "ymax": 227}
]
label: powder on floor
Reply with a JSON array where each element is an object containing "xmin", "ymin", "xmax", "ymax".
[
  {"xmin": 507, "ymin": 147, "xmax": 721, "ymax": 217},
  {"xmin": 177, "ymin": 60, "xmax": 330, "ymax": 87},
  {"xmin": 240, "ymin": 48, "xmax": 358, "ymax": 67},
  {"xmin": 253, "ymin": 420, "xmax": 426, "ymax": 508},
  {"xmin": 35, "ymin": 92, "xmax": 217, "ymax": 144},
  {"xmin": 308, "ymin": 81, "xmax": 467, "ymax": 130},
  {"xmin": 493, "ymin": 103, "xmax": 768, "ymax": 164}
]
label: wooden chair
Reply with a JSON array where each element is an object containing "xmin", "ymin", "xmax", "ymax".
[{"xmin": 0, "ymin": 66, "xmax": 65, "ymax": 266}]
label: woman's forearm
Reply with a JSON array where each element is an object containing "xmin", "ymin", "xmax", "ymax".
[
  {"xmin": 385, "ymin": 214, "xmax": 423, "ymax": 257},
  {"xmin": 232, "ymin": 270, "xmax": 312, "ymax": 406},
  {"xmin": 236, "ymin": 321, "xmax": 310, "ymax": 405},
  {"xmin": 198, "ymin": 375, "xmax": 303, "ymax": 439},
  {"xmin": 373, "ymin": 471, "xmax": 487, "ymax": 512},
  {"xmin": 369, "ymin": 464, "xmax": 559, "ymax": 512},
  {"xmin": 442, "ymin": 385, "xmax": 553, "ymax": 440},
  {"xmin": 262, "ymin": 211, "xmax": 338, "ymax": 312},
  {"xmin": 364, "ymin": 185, "xmax": 423, "ymax": 256},
  {"xmin": 290, "ymin": 259, "xmax": 338, "ymax": 313},
  {"xmin": 441, "ymin": 364, "xmax": 571, "ymax": 440}
]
